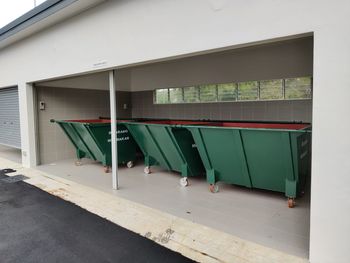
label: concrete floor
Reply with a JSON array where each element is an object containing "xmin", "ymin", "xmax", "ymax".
[
  {"xmin": 38, "ymin": 158, "xmax": 310, "ymax": 259},
  {"xmin": 0, "ymin": 145, "xmax": 22, "ymax": 163}
]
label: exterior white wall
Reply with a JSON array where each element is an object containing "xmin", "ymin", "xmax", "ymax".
[{"xmin": 0, "ymin": 1, "xmax": 350, "ymax": 262}]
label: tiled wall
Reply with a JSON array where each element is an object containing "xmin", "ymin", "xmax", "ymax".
[
  {"xmin": 37, "ymin": 86, "xmax": 131, "ymax": 164},
  {"xmin": 131, "ymin": 90, "xmax": 312, "ymax": 122}
]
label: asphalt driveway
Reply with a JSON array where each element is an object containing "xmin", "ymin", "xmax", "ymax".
[{"xmin": 0, "ymin": 169, "xmax": 195, "ymax": 263}]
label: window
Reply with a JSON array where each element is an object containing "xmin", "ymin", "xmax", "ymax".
[
  {"xmin": 155, "ymin": 89, "xmax": 169, "ymax": 104},
  {"xmin": 285, "ymin": 77, "xmax": 312, "ymax": 99},
  {"xmin": 169, "ymin": 88, "xmax": 183, "ymax": 103},
  {"xmin": 199, "ymin": 84, "xmax": 217, "ymax": 102},
  {"xmin": 184, "ymin": 86, "xmax": 199, "ymax": 103},
  {"xmin": 238, "ymin": 81, "xmax": 258, "ymax": 101},
  {"xmin": 153, "ymin": 76, "xmax": 312, "ymax": 104},
  {"xmin": 260, "ymin": 79, "xmax": 283, "ymax": 100},
  {"xmin": 217, "ymin": 83, "xmax": 237, "ymax": 101}
]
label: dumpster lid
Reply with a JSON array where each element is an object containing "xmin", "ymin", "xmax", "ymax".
[
  {"xmin": 220, "ymin": 122, "xmax": 310, "ymax": 130},
  {"xmin": 137, "ymin": 120, "xmax": 215, "ymax": 125},
  {"xmin": 53, "ymin": 119, "xmax": 133, "ymax": 124}
]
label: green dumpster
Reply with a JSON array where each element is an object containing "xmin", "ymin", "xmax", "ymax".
[
  {"xmin": 123, "ymin": 120, "xmax": 211, "ymax": 186},
  {"xmin": 185, "ymin": 122, "xmax": 311, "ymax": 207},
  {"xmin": 52, "ymin": 119, "xmax": 138, "ymax": 172}
]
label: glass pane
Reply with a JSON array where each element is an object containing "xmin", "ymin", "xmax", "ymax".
[
  {"xmin": 155, "ymin": 89, "xmax": 169, "ymax": 104},
  {"xmin": 199, "ymin": 84, "xmax": 217, "ymax": 102},
  {"xmin": 260, "ymin": 79, "xmax": 283, "ymax": 100},
  {"xmin": 169, "ymin": 88, "xmax": 183, "ymax": 103},
  {"xmin": 218, "ymin": 83, "xmax": 237, "ymax": 101},
  {"xmin": 237, "ymin": 81, "xmax": 258, "ymax": 101},
  {"xmin": 184, "ymin": 86, "xmax": 199, "ymax": 103},
  {"xmin": 285, "ymin": 77, "xmax": 312, "ymax": 99}
]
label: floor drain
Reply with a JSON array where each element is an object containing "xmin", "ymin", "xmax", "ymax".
[
  {"xmin": 1, "ymin": 168, "xmax": 17, "ymax": 174},
  {"xmin": 1, "ymin": 175, "xmax": 29, "ymax": 183}
]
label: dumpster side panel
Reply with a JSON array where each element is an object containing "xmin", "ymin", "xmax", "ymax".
[
  {"xmin": 171, "ymin": 128, "xmax": 205, "ymax": 177},
  {"xmin": 57, "ymin": 121, "xmax": 137, "ymax": 166},
  {"xmin": 241, "ymin": 130, "xmax": 294, "ymax": 193},
  {"xmin": 57, "ymin": 122, "xmax": 93, "ymax": 160},
  {"xmin": 87, "ymin": 123, "xmax": 137, "ymax": 165},
  {"xmin": 125, "ymin": 123, "xmax": 203, "ymax": 177},
  {"xmin": 189, "ymin": 127, "xmax": 252, "ymax": 186},
  {"xmin": 71, "ymin": 123, "xmax": 105, "ymax": 164},
  {"xmin": 124, "ymin": 124, "xmax": 165, "ymax": 168},
  {"xmin": 116, "ymin": 123, "xmax": 138, "ymax": 164},
  {"xmin": 146, "ymin": 125, "xmax": 185, "ymax": 173},
  {"xmin": 291, "ymin": 132, "xmax": 311, "ymax": 195}
]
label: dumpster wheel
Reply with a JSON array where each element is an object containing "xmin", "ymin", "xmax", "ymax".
[
  {"xmin": 180, "ymin": 177, "xmax": 188, "ymax": 187},
  {"xmin": 288, "ymin": 198, "xmax": 296, "ymax": 208},
  {"xmin": 144, "ymin": 166, "xmax": 151, "ymax": 174},
  {"xmin": 126, "ymin": 161, "xmax": 134, "ymax": 168},
  {"xmin": 104, "ymin": 166, "xmax": 111, "ymax": 173},
  {"xmin": 209, "ymin": 184, "xmax": 219, "ymax": 193}
]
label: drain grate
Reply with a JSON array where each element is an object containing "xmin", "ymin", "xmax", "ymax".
[
  {"xmin": 1, "ymin": 175, "xmax": 29, "ymax": 183},
  {"xmin": 1, "ymin": 168, "xmax": 17, "ymax": 174}
]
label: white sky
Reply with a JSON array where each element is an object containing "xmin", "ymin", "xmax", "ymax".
[{"xmin": 0, "ymin": 0, "xmax": 47, "ymax": 28}]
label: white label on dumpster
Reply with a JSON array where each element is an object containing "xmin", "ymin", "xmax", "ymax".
[
  {"xmin": 301, "ymin": 140, "xmax": 308, "ymax": 147},
  {"xmin": 108, "ymin": 136, "xmax": 130, "ymax": 143},
  {"xmin": 109, "ymin": 130, "xmax": 129, "ymax": 135},
  {"xmin": 192, "ymin": 144, "xmax": 197, "ymax": 148},
  {"xmin": 300, "ymin": 151, "xmax": 308, "ymax": 159}
]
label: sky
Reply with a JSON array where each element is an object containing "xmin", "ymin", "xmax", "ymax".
[{"xmin": 0, "ymin": 0, "xmax": 47, "ymax": 28}]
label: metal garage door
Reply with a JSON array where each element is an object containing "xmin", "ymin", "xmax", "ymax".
[{"xmin": 0, "ymin": 87, "xmax": 21, "ymax": 148}]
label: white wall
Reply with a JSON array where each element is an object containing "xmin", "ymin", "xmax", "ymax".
[
  {"xmin": 0, "ymin": 1, "xmax": 350, "ymax": 262},
  {"xmin": 129, "ymin": 37, "xmax": 313, "ymax": 91},
  {"xmin": 36, "ymin": 68, "xmax": 131, "ymax": 91}
]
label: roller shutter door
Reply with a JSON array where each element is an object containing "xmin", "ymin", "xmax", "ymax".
[{"xmin": 0, "ymin": 87, "xmax": 21, "ymax": 148}]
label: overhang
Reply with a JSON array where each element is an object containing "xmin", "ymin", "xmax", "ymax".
[{"xmin": 0, "ymin": 0, "xmax": 104, "ymax": 50}]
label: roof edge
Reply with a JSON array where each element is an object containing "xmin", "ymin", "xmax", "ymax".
[{"xmin": 0, "ymin": 0, "xmax": 77, "ymax": 41}]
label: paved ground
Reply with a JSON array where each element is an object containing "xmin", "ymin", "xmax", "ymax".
[{"xmin": 0, "ymin": 169, "xmax": 195, "ymax": 263}]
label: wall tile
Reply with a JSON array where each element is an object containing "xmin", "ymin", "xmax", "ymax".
[{"xmin": 131, "ymin": 90, "xmax": 312, "ymax": 123}]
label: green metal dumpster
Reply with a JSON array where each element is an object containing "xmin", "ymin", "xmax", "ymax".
[
  {"xmin": 123, "ymin": 120, "xmax": 211, "ymax": 186},
  {"xmin": 185, "ymin": 122, "xmax": 311, "ymax": 207},
  {"xmin": 52, "ymin": 119, "xmax": 138, "ymax": 172}
]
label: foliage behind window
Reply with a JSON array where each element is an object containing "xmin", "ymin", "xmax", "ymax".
[
  {"xmin": 154, "ymin": 76, "xmax": 312, "ymax": 104},
  {"xmin": 260, "ymin": 79, "xmax": 283, "ymax": 100},
  {"xmin": 218, "ymin": 83, "xmax": 237, "ymax": 101},
  {"xmin": 169, "ymin": 88, "xmax": 183, "ymax": 103},
  {"xmin": 199, "ymin": 84, "xmax": 217, "ymax": 102},
  {"xmin": 238, "ymin": 81, "xmax": 258, "ymax": 101},
  {"xmin": 184, "ymin": 86, "xmax": 199, "ymax": 103},
  {"xmin": 155, "ymin": 89, "xmax": 169, "ymax": 104},
  {"xmin": 285, "ymin": 77, "xmax": 312, "ymax": 99}
]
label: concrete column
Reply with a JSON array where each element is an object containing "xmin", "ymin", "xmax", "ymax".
[
  {"xmin": 18, "ymin": 82, "xmax": 37, "ymax": 168},
  {"xmin": 309, "ymin": 27, "xmax": 350, "ymax": 263},
  {"xmin": 109, "ymin": 70, "xmax": 119, "ymax": 189}
]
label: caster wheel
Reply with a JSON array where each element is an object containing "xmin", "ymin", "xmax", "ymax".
[
  {"xmin": 288, "ymin": 198, "xmax": 296, "ymax": 208},
  {"xmin": 126, "ymin": 161, "xmax": 134, "ymax": 168},
  {"xmin": 144, "ymin": 166, "xmax": 151, "ymax": 174},
  {"xmin": 104, "ymin": 166, "xmax": 111, "ymax": 173},
  {"xmin": 75, "ymin": 160, "xmax": 82, "ymax": 166},
  {"xmin": 180, "ymin": 177, "xmax": 188, "ymax": 187},
  {"xmin": 209, "ymin": 184, "xmax": 219, "ymax": 193}
]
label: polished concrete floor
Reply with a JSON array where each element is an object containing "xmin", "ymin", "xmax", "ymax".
[
  {"xmin": 38, "ymin": 158, "xmax": 310, "ymax": 259},
  {"xmin": 0, "ymin": 145, "xmax": 22, "ymax": 164}
]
